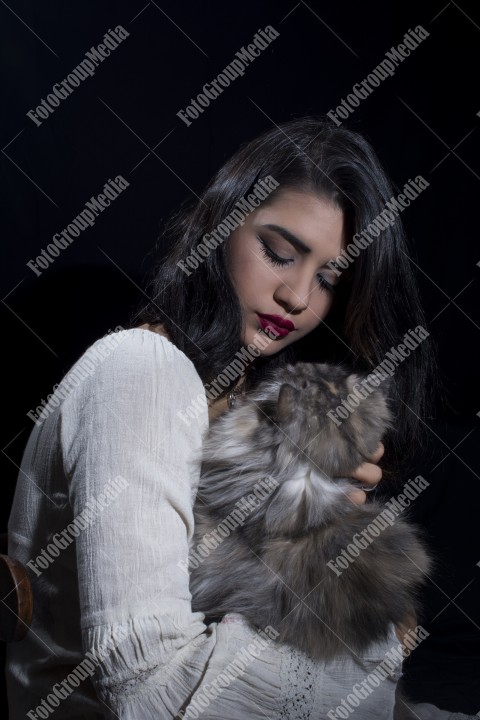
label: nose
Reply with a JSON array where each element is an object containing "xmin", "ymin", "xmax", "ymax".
[{"xmin": 273, "ymin": 274, "xmax": 312, "ymax": 314}]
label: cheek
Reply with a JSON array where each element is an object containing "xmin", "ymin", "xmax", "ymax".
[
  {"xmin": 230, "ymin": 243, "xmax": 271, "ymax": 295},
  {"xmin": 241, "ymin": 264, "xmax": 272, "ymax": 308},
  {"xmin": 228, "ymin": 232, "xmax": 257, "ymax": 277},
  {"xmin": 305, "ymin": 294, "xmax": 334, "ymax": 326}
]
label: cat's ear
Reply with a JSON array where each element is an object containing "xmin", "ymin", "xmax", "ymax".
[
  {"xmin": 347, "ymin": 370, "xmax": 393, "ymax": 454},
  {"xmin": 350, "ymin": 370, "xmax": 392, "ymax": 402},
  {"xmin": 276, "ymin": 383, "xmax": 300, "ymax": 423}
]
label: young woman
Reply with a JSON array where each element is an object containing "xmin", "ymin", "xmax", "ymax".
[{"xmin": 6, "ymin": 116, "xmax": 434, "ymax": 719}]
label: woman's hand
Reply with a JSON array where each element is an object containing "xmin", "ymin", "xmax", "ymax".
[
  {"xmin": 395, "ymin": 613, "xmax": 418, "ymax": 656},
  {"xmin": 346, "ymin": 442, "xmax": 384, "ymax": 505}
]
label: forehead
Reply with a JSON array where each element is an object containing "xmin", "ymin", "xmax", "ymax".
[{"xmin": 250, "ymin": 189, "xmax": 346, "ymax": 250}]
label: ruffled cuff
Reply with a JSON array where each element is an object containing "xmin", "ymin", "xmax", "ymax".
[{"xmin": 83, "ymin": 612, "xmax": 218, "ymax": 718}]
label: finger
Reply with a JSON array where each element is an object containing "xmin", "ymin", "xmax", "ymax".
[
  {"xmin": 396, "ymin": 613, "xmax": 417, "ymax": 638},
  {"xmin": 350, "ymin": 462, "xmax": 382, "ymax": 486},
  {"xmin": 346, "ymin": 489, "xmax": 367, "ymax": 505},
  {"xmin": 395, "ymin": 613, "xmax": 418, "ymax": 655},
  {"xmin": 368, "ymin": 442, "xmax": 384, "ymax": 463}
]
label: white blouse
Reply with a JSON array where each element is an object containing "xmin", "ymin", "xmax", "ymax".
[{"xmin": 6, "ymin": 328, "xmax": 403, "ymax": 719}]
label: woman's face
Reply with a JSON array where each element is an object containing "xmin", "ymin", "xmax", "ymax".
[{"xmin": 226, "ymin": 189, "xmax": 346, "ymax": 356}]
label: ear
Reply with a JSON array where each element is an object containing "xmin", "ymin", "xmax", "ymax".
[
  {"xmin": 379, "ymin": 374, "xmax": 393, "ymax": 400},
  {"xmin": 359, "ymin": 370, "xmax": 391, "ymax": 401},
  {"xmin": 276, "ymin": 383, "xmax": 299, "ymax": 423}
]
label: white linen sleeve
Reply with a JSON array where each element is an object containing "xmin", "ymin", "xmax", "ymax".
[{"xmin": 59, "ymin": 329, "xmax": 217, "ymax": 718}]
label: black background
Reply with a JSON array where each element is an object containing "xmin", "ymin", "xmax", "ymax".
[{"xmin": 1, "ymin": 0, "xmax": 479, "ymax": 715}]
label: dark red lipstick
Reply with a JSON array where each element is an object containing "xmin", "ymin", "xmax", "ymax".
[{"xmin": 257, "ymin": 313, "xmax": 295, "ymax": 338}]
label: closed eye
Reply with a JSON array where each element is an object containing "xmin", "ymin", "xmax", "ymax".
[
  {"xmin": 257, "ymin": 236, "xmax": 336, "ymax": 294},
  {"xmin": 257, "ymin": 235, "xmax": 291, "ymax": 266}
]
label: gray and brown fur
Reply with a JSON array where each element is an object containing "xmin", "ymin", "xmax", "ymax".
[{"xmin": 189, "ymin": 362, "xmax": 431, "ymax": 661}]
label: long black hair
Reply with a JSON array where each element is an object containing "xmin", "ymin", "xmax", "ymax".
[{"xmin": 131, "ymin": 115, "xmax": 439, "ymax": 486}]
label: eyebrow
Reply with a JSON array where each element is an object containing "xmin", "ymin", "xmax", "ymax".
[{"xmin": 260, "ymin": 223, "xmax": 342, "ymax": 270}]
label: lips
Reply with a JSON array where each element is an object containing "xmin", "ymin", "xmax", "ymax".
[{"xmin": 257, "ymin": 313, "xmax": 295, "ymax": 338}]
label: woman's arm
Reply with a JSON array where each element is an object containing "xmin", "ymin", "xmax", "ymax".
[{"xmin": 59, "ymin": 329, "xmax": 216, "ymax": 718}]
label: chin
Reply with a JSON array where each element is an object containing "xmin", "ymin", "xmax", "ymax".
[{"xmin": 245, "ymin": 328, "xmax": 288, "ymax": 356}]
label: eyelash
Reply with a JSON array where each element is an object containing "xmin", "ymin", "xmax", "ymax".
[{"xmin": 257, "ymin": 236, "xmax": 336, "ymax": 294}]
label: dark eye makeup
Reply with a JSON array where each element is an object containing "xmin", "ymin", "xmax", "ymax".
[{"xmin": 256, "ymin": 235, "xmax": 336, "ymax": 294}]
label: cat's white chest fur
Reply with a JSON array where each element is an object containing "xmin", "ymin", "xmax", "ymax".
[
  {"xmin": 284, "ymin": 463, "xmax": 346, "ymax": 500},
  {"xmin": 269, "ymin": 461, "xmax": 350, "ymax": 531}
]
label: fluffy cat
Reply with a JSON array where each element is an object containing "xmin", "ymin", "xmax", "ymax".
[{"xmin": 189, "ymin": 362, "xmax": 431, "ymax": 661}]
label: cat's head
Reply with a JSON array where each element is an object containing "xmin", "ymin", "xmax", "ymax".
[{"xmin": 249, "ymin": 361, "xmax": 393, "ymax": 477}]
